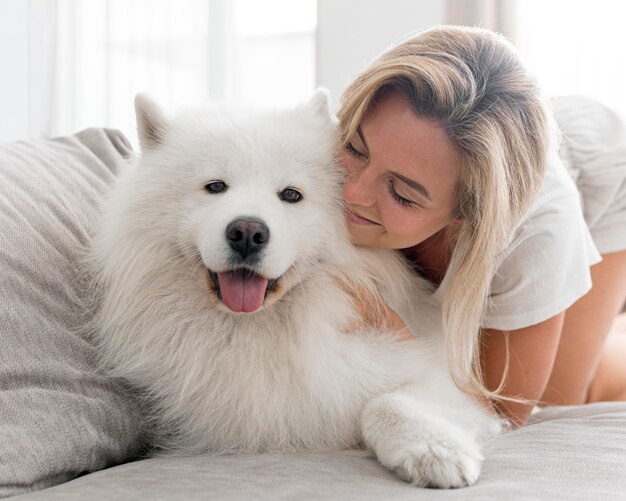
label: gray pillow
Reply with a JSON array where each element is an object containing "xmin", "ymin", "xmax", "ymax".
[{"xmin": 0, "ymin": 129, "xmax": 144, "ymax": 498}]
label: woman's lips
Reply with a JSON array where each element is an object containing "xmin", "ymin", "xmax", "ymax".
[{"xmin": 345, "ymin": 208, "xmax": 379, "ymax": 225}]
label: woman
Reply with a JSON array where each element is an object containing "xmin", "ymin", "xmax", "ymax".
[{"xmin": 338, "ymin": 25, "xmax": 626, "ymax": 426}]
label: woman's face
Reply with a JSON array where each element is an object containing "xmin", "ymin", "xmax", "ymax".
[{"xmin": 340, "ymin": 89, "xmax": 462, "ymax": 249}]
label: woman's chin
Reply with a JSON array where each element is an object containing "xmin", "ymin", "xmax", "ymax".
[
  {"xmin": 347, "ymin": 225, "xmax": 420, "ymax": 251},
  {"xmin": 347, "ymin": 225, "xmax": 388, "ymax": 248},
  {"xmin": 346, "ymin": 224, "xmax": 372, "ymax": 245}
]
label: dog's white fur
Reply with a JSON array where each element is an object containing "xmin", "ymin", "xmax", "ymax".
[{"xmin": 87, "ymin": 90, "xmax": 501, "ymax": 488}]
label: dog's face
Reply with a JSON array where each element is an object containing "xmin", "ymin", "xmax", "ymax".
[{"xmin": 134, "ymin": 91, "xmax": 345, "ymax": 314}]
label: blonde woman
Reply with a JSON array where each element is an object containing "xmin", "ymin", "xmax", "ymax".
[{"xmin": 339, "ymin": 25, "xmax": 626, "ymax": 426}]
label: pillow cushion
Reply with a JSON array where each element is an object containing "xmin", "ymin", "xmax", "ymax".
[{"xmin": 0, "ymin": 129, "xmax": 143, "ymax": 498}]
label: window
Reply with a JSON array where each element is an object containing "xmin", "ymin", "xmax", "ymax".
[
  {"xmin": 515, "ymin": 0, "xmax": 626, "ymax": 118},
  {"xmin": 52, "ymin": 0, "xmax": 316, "ymax": 145}
]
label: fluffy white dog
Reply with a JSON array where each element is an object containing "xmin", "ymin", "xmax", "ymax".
[{"xmin": 87, "ymin": 90, "xmax": 501, "ymax": 488}]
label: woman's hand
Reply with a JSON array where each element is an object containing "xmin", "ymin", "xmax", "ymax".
[{"xmin": 338, "ymin": 280, "xmax": 413, "ymax": 340}]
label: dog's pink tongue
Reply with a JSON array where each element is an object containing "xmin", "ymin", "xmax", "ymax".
[{"xmin": 217, "ymin": 270, "xmax": 268, "ymax": 313}]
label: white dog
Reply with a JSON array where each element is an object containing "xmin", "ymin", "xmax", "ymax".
[{"xmin": 87, "ymin": 90, "xmax": 501, "ymax": 488}]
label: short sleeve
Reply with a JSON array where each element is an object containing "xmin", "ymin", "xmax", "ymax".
[{"xmin": 482, "ymin": 193, "xmax": 602, "ymax": 331}]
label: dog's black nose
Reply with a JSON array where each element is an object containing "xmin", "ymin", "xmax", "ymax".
[{"xmin": 226, "ymin": 218, "xmax": 270, "ymax": 260}]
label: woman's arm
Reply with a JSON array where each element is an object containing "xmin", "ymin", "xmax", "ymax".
[
  {"xmin": 480, "ymin": 311, "xmax": 565, "ymax": 426},
  {"xmin": 544, "ymin": 250, "xmax": 626, "ymax": 405}
]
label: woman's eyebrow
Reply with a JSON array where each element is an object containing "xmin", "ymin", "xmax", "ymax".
[
  {"xmin": 356, "ymin": 126, "xmax": 368, "ymax": 149},
  {"xmin": 390, "ymin": 171, "xmax": 432, "ymax": 201}
]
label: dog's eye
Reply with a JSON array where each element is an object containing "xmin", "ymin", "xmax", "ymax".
[
  {"xmin": 279, "ymin": 187, "xmax": 303, "ymax": 204},
  {"xmin": 204, "ymin": 181, "xmax": 228, "ymax": 194}
]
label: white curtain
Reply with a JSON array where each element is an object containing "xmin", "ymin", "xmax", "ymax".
[
  {"xmin": 446, "ymin": 0, "xmax": 517, "ymax": 39},
  {"xmin": 51, "ymin": 0, "xmax": 219, "ymax": 142},
  {"xmin": 41, "ymin": 0, "xmax": 315, "ymax": 143},
  {"xmin": 0, "ymin": 0, "xmax": 58, "ymax": 141},
  {"xmin": 27, "ymin": 0, "xmax": 58, "ymax": 138}
]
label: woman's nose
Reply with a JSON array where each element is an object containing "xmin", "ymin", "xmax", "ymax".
[{"xmin": 343, "ymin": 162, "xmax": 376, "ymax": 207}]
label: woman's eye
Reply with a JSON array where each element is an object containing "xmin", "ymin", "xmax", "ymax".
[
  {"xmin": 204, "ymin": 181, "xmax": 228, "ymax": 194},
  {"xmin": 279, "ymin": 187, "xmax": 303, "ymax": 204},
  {"xmin": 346, "ymin": 142, "xmax": 367, "ymax": 159},
  {"xmin": 387, "ymin": 180, "xmax": 421, "ymax": 208}
]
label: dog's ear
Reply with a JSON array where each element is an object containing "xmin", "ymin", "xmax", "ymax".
[
  {"xmin": 309, "ymin": 88, "xmax": 332, "ymax": 118},
  {"xmin": 135, "ymin": 93, "xmax": 168, "ymax": 151}
]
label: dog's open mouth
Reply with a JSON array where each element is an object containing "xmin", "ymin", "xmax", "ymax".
[{"xmin": 208, "ymin": 269, "xmax": 279, "ymax": 313}]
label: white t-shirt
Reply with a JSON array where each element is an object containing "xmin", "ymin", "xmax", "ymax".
[{"xmin": 432, "ymin": 149, "xmax": 602, "ymax": 331}]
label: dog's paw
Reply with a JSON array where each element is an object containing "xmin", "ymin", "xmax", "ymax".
[
  {"xmin": 362, "ymin": 393, "xmax": 484, "ymax": 488},
  {"xmin": 387, "ymin": 431, "xmax": 483, "ymax": 488}
]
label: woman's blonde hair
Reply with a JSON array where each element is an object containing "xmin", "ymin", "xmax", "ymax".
[{"xmin": 337, "ymin": 25, "xmax": 555, "ymax": 403}]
